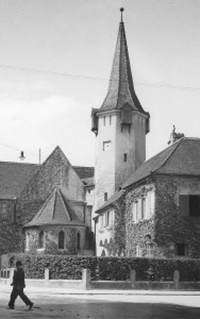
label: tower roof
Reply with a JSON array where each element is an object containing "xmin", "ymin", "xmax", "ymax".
[
  {"xmin": 99, "ymin": 9, "xmax": 148, "ymax": 116},
  {"xmin": 24, "ymin": 187, "xmax": 85, "ymax": 227}
]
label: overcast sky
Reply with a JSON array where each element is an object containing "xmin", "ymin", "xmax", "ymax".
[{"xmin": 0, "ymin": 0, "xmax": 200, "ymax": 166}]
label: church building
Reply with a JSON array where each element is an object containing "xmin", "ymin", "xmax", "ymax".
[{"xmin": 1, "ymin": 9, "xmax": 200, "ymax": 259}]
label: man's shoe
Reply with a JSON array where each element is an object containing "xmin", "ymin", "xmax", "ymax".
[
  {"xmin": 28, "ymin": 302, "xmax": 34, "ymax": 310},
  {"xmin": 7, "ymin": 306, "xmax": 14, "ymax": 310}
]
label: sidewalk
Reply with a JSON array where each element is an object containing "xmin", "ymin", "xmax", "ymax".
[{"xmin": 1, "ymin": 282, "xmax": 200, "ymax": 296}]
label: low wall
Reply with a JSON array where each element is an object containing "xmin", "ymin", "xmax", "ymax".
[{"xmin": 1, "ymin": 268, "xmax": 200, "ymax": 290}]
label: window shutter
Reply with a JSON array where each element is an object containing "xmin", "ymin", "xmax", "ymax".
[{"xmin": 179, "ymin": 195, "xmax": 189, "ymax": 216}]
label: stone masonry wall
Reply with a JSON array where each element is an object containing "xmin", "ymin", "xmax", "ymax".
[
  {"xmin": 18, "ymin": 147, "xmax": 85, "ymax": 225},
  {"xmin": 124, "ymin": 174, "xmax": 200, "ymax": 258},
  {"xmin": 124, "ymin": 179, "xmax": 155, "ymax": 257},
  {"xmin": 0, "ymin": 200, "xmax": 21, "ymax": 255},
  {"xmin": 25, "ymin": 225, "xmax": 86, "ymax": 255},
  {"xmin": 154, "ymin": 175, "xmax": 200, "ymax": 258}
]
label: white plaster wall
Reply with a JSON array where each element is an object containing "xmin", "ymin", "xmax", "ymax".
[
  {"xmin": 95, "ymin": 209, "xmax": 115, "ymax": 256},
  {"xmin": 115, "ymin": 112, "xmax": 146, "ymax": 191},
  {"xmin": 85, "ymin": 187, "xmax": 95, "ymax": 206},
  {"xmin": 94, "ymin": 114, "xmax": 117, "ymax": 210}
]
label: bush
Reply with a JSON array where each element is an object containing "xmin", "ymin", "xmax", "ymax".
[{"xmin": 1, "ymin": 253, "xmax": 200, "ymax": 282}]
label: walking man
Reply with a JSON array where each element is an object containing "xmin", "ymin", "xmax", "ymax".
[{"xmin": 8, "ymin": 260, "xmax": 34, "ymax": 310}]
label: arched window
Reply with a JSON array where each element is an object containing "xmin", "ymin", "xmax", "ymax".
[
  {"xmin": 58, "ymin": 231, "xmax": 65, "ymax": 249},
  {"xmin": 101, "ymin": 249, "xmax": 106, "ymax": 256},
  {"xmin": 77, "ymin": 232, "xmax": 80, "ymax": 250},
  {"xmin": 38, "ymin": 231, "xmax": 44, "ymax": 249}
]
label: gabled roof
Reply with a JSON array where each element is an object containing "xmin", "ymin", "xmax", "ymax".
[
  {"xmin": 73, "ymin": 166, "xmax": 94, "ymax": 179},
  {"xmin": 0, "ymin": 146, "xmax": 94, "ymax": 200},
  {"xmin": 122, "ymin": 137, "xmax": 200, "ymax": 189},
  {"xmin": 0, "ymin": 162, "xmax": 39, "ymax": 199},
  {"xmin": 24, "ymin": 187, "xmax": 85, "ymax": 227},
  {"xmin": 98, "ymin": 18, "xmax": 148, "ymax": 116}
]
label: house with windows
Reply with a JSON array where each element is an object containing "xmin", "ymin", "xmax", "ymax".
[
  {"xmin": 2, "ymin": 9, "xmax": 200, "ymax": 260},
  {"xmin": 95, "ymin": 137, "xmax": 200, "ymax": 258}
]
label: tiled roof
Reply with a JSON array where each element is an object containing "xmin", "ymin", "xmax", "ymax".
[
  {"xmin": 73, "ymin": 166, "xmax": 94, "ymax": 179},
  {"xmin": 0, "ymin": 148, "xmax": 94, "ymax": 200},
  {"xmin": 24, "ymin": 187, "xmax": 85, "ymax": 227},
  {"xmin": 0, "ymin": 162, "xmax": 40, "ymax": 199},
  {"xmin": 98, "ymin": 21, "xmax": 148, "ymax": 116},
  {"xmin": 122, "ymin": 137, "xmax": 200, "ymax": 189}
]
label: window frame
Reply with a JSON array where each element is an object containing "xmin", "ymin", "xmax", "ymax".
[
  {"xmin": 58, "ymin": 230, "xmax": 65, "ymax": 250},
  {"xmin": 103, "ymin": 140, "xmax": 111, "ymax": 151},
  {"xmin": 38, "ymin": 230, "xmax": 45, "ymax": 249}
]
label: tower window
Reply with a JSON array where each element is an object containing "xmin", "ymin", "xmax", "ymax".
[
  {"xmin": 109, "ymin": 115, "xmax": 112, "ymax": 125},
  {"xmin": 104, "ymin": 192, "xmax": 108, "ymax": 201},
  {"xmin": 123, "ymin": 153, "xmax": 127, "ymax": 162},
  {"xmin": 103, "ymin": 141, "xmax": 111, "ymax": 151},
  {"xmin": 103, "ymin": 116, "xmax": 106, "ymax": 126}
]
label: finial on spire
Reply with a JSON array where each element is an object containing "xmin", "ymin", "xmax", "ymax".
[{"xmin": 120, "ymin": 7, "xmax": 124, "ymax": 22}]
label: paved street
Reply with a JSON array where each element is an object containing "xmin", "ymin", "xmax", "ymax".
[{"xmin": 1, "ymin": 286, "xmax": 200, "ymax": 318}]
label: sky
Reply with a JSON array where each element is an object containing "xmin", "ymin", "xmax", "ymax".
[{"xmin": 0, "ymin": 0, "xmax": 200, "ymax": 166}]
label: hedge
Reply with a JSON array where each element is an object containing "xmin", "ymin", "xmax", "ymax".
[{"xmin": 1, "ymin": 253, "xmax": 200, "ymax": 282}]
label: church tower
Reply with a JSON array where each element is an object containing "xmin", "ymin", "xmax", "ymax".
[{"xmin": 91, "ymin": 9, "xmax": 150, "ymax": 210}]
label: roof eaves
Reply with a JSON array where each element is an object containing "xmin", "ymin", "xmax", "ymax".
[{"xmin": 95, "ymin": 189, "xmax": 124, "ymax": 214}]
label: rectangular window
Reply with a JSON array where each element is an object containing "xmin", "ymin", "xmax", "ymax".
[
  {"xmin": 136, "ymin": 245, "xmax": 142, "ymax": 257},
  {"xmin": 176, "ymin": 243, "xmax": 188, "ymax": 256},
  {"xmin": 103, "ymin": 141, "xmax": 111, "ymax": 151},
  {"xmin": 132, "ymin": 202, "xmax": 136, "ymax": 221},
  {"xmin": 104, "ymin": 192, "xmax": 108, "ymax": 201},
  {"xmin": 146, "ymin": 244, "xmax": 154, "ymax": 257},
  {"xmin": 110, "ymin": 211, "xmax": 114, "ymax": 225},
  {"xmin": 25, "ymin": 233, "xmax": 29, "ymax": 251},
  {"xmin": 105, "ymin": 211, "xmax": 110, "ymax": 226},
  {"xmin": 100, "ymin": 215, "xmax": 103, "ymax": 228},
  {"xmin": 189, "ymin": 195, "xmax": 200, "ymax": 216},
  {"xmin": 123, "ymin": 153, "xmax": 127, "ymax": 162},
  {"xmin": 109, "ymin": 115, "xmax": 112, "ymax": 125},
  {"xmin": 141, "ymin": 197, "xmax": 146, "ymax": 219},
  {"xmin": 146, "ymin": 190, "xmax": 155, "ymax": 219},
  {"xmin": 103, "ymin": 116, "xmax": 106, "ymax": 126},
  {"xmin": 179, "ymin": 195, "xmax": 200, "ymax": 216},
  {"xmin": 137, "ymin": 200, "xmax": 142, "ymax": 221}
]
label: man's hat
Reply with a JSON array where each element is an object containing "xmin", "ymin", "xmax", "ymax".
[{"xmin": 16, "ymin": 261, "xmax": 22, "ymax": 266}]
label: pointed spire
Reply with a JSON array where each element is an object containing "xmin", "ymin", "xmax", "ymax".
[
  {"xmin": 120, "ymin": 7, "xmax": 124, "ymax": 22},
  {"xmin": 100, "ymin": 8, "xmax": 148, "ymax": 115}
]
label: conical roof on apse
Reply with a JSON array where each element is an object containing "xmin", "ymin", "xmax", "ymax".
[{"xmin": 24, "ymin": 187, "xmax": 85, "ymax": 227}]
